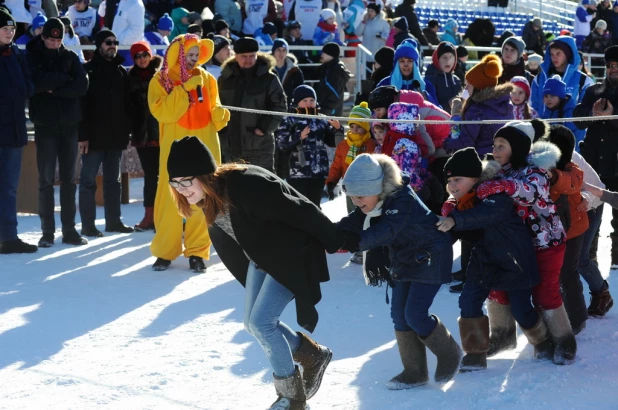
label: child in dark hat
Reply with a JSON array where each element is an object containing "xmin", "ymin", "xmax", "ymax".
[
  {"xmin": 475, "ymin": 120, "xmax": 578, "ymax": 366},
  {"xmin": 167, "ymin": 135, "xmax": 344, "ymax": 409},
  {"xmin": 543, "ymin": 124, "xmax": 590, "ymax": 335},
  {"xmin": 317, "ymin": 42, "xmax": 351, "ymax": 116},
  {"xmin": 438, "ymin": 147, "xmax": 548, "ymax": 372},
  {"xmin": 454, "ymin": 45, "xmax": 468, "ymax": 81},
  {"xmin": 540, "ymin": 75, "xmax": 584, "ymax": 145},
  {"xmin": 275, "ymin": 85, "xmax": 344, "ymax": 206},
  {"xmin": 424, "ymin": 41, "xmax": 462, "ymax": 114}
]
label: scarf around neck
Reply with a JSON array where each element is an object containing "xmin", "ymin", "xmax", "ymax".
[{"xmin": 345, "ymin": 131, "xmax": 371, "ymax": 164}]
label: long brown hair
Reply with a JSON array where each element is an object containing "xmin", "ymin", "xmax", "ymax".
[{"xmin": 170, "ymin": 163, "xmax": 247, "ymax": 223}]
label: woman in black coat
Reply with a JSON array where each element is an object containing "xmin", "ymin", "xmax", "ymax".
[
  {"xmin": 127, "ymin": 41, "xmax": 161, "ymax": 232},
  {"xmin": 166, "ymin": 136, "xmax": 344, "ymax": 410}
]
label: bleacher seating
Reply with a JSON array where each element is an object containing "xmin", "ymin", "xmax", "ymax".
[{"xmin": 415, "ymin": 7, "xmax": 563, "ymax": 38}]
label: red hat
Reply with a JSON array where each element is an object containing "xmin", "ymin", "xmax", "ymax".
[
  {"xmin": 510, "ymin": 75, "xmax": 531, "ymax": 100},
  {"xmin": 130, "ymin": 41, "xmax": 152, "ymax": 58}
]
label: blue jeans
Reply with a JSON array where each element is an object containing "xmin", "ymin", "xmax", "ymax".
[
  {"xmin": 0, "ymin": 146, "xmax": 23, "ymax": 241},
  {"xmin": 390, "ymin": 281, "xmax": 441, "ymax": 337},
  {"xmin": 244, "ymin": 262, "xmax": 301, "ymax": 378},
  {"xmin": 459, "ymin": 281, "xmax": 538, "ymax": 329},
  {"xmin": 578, "ymin": 207, "xmax": 606, "ymax": 292},
  {"xmin": 78, "ymin": 150, "xmax": 122, "ymax": 228}
]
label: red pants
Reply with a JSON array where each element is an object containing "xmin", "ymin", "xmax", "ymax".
[{"xmin": 489, "ymin": 243, "xmax": 566, "ymax": 310}]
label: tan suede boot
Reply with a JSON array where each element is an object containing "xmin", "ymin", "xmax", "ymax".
[
  {"xmin": 520, "ymin": 314, "xmax": 554, "ymax": 360},
  {"xmin": 292, "ymin": 332, "xmax": 332, "ymax": 400}
]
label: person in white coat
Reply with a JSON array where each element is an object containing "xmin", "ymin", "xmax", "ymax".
[
  {"xmin": 354, "ymin": 2, "xmax": 389, "ymax": 63},
  {"xmin": 111, "ymin": 0, "xmax": 145, "ymax": 66}
]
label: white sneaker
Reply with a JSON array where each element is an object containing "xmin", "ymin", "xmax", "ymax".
[{"xmin": 349, "ymin": 252, "xmax": 363, "ymax": 265}]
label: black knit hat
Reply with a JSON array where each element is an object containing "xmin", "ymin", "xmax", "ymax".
[
  {"xmin": 207, "ymin": 33, "xmax": 230, "ymax": 55},
  {"xmin": 443, "ymin": 147, "xmax": 482, "ymax": 181},
  {"xmin": 42, "ymin": 17, "xmax": 64, "ymax": 40},
  {"xmin": 605, "ymin": 45, "xmax": 618, "ymax": 64},
  {"xmin": 394, "ymin": 16, "xmax": 408, "ymax": 31},
  {"xmin": 367, "ymin": 2, "xmax": 381, "ymax": 13},
  {"xmin": 368, "ymin": 85, "xmax": 398, "ymax": 110},
  {"xmin": 293, "ymin": 85, "xmax": 316, "ymax": 104},
  {"xmin": 494, "ymin": 121, "xmax": 536, "ymax": 170},
  {"xmin": 548, "ymin": 124, "xmax": 575, "ymax": 171},
  {"xmin": 322, "ymin": 42, "xmax": 340, "ymax": 58},
  {"xmin": 0, "ymin": 7, "xmax": 15, "ymax": 29},
  {"xmin": 95, "ymin": 29, "xmax": 116, "ymax": 49},
  {"xmin": 167, "ymin": 136, "xmax": 218, "ymax": 178},
  {"xmin": 456, "ymin": 45, "xmax": 468, "ymax": 57},
  {"xmin": 374, "ymin": 46, "xmax": 394, "ymax": 71},
  {"xmin": 234, "ymin": 37, "xmax": 259, "ymax": 54},
  {"xmin": 436, "ymin": 41, "xmax": 457, "ymax": 59},
  {"xmin": 214, "ymin": 19, "xmax": 229, "ymax": 34}
]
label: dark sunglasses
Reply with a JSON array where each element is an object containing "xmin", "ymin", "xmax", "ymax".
[
  {"xmin": 104, "ymin": 40, "xmax": 120, "ymax": 46},
  {"xmin": 134, "ymin": 52, "xmax": 150, "ymax": 59},
  {"xmin": 169, "ymin": 177, "xmax": 195, "ymax": 188}
]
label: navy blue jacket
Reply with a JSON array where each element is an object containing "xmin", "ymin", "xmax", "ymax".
[
  {"xmin": 338, "ymin": 176, "xmax": 453, "ymax": 284},
  {"xmin": 450, "ymin": 193, "xmax": 540, "ymax": 290},
  {"xmin": 0, "ymin": 43, "xmax": 34, "ymax": 147}
]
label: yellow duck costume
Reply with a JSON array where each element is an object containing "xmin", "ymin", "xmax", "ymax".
[{"xmin": 148, "ymin": 34, "xmax": 230, "ymax": 264}]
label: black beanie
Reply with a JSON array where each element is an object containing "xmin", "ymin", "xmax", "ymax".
[
  {"xmin": 437, "ymin": 41, "xmax": 457, "ymax": 60},
  {"xmin": 0, "ymin": 7, "xmax": 15, "ymax": 29},
  {"xmin": 322, "ymin": 42, "xmax": 340, "ymax": 58},
  {"xmin": 548, "ymin": 125, "xmax": 575, "ymax": 171},
  {"xmin": 368, "ymin": 85, "xmax": 398, "ymax": 110},
  {"xmin": 207, "ymin": 33, "xmax": 230, "ymax": 56},
  {"xmin": 605, "ymin": 45, "xmax": 618, "ymax": 64},
  {"xmin": 234, "ymin": 37, "xmax": 259, "ymax": 54},
  {"xmin": 456, "ymin": 45, "xmax": 468, "ymax": 58},
  {"xmin": 443, "ymin": 147, "xmax": 482, "ymax": 181},
  {"xmin": 167, "ymin": 136, "xmax": 218, "ymax": 179},
  {"xmin": 214, "ymin": 19, "xmax": 229, "ymax": 33},
  {"xmin": 494, "ymin": 122, "xmax": 535, "ymax": 170},
  {"xmin": 42, "ymin": 17, "xmax": 64, "ymax": 40},
  {"xmin": 367, "ymin": 2, "xmax": 381, "ymax": 13},
  {"xmin": 95, "ymin": 29, "xmax": 116, "ymax": 49},
  {"xmin": 374, "ymin": 46, "xmax": 395, "ymax": 71}
]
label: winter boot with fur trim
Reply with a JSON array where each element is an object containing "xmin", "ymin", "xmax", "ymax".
[
  {"xmin": 458, "ymin": 316, "xmax": 489, "ymax": 372},
  {"xmin": 541, "ymin": 305, "xmax": 577, "ymax": 365},
  {"xmin": 386, "ymin": 330, "xmax": 429, "ymax": 390},
  {"xmin": 270, "ymin": 366, "xmax": 306, "ymax": 410},
  {"xmin": 419, "ymin": 315, "xmax": 463, "ymax": 383},
  {"xmin": 520, "ymin": 314, "xmax": 553, "ymax": 360},
  {"xmin": 487, "ymin": 300, "xmax": 517, "ymax": 357},
  {"xmin": 292, "ymin": 332, "xmax": 332, "ymax": 399}
]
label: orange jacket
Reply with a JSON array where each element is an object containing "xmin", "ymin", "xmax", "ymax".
[
  {"xmin": 549, "ymin": 162, "xmax": 589, "ymax": 239},
  {"xmin": 325, "ymin": 138, "xmax": 377, "ymax": 185}
]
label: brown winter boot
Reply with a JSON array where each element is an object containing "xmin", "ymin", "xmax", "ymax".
[
  {"xmin": 541, "ymin": 305, "xmax": 577, "ymax": 365},
  {"xmin": 487, "ymin": 300, "xmax": 517, "ymax": 357},
  {"xmin": 588, "ymin": 281, "xmax": 614, "ymax": 317},
  {"xmin": 520, "ymin": 314, "xmax": 553, "ymax": 360},
  {"xmin": 134, "ymin": 207, "xmax": 155, "ymax": 232},
  {"xmin": 419, "ymin": 315, "xmax": 463, "ymax": 383},
  {"xmin": 386, "ymin": 330, "xmax": 429, "ymax": 390},
  {"xmin": 292, "ymin": 332, "xmax": 332, "ymax": 400},
  {"xmin": 458, "ymin": 316, "xmax": 489, "ymax": 372},
  {"xmin": 270, "ymin": 366, "xmax": 306, "ymax": 410}
]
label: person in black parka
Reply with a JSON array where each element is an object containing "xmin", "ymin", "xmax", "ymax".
[
  {"xmin": 79, "ymin": 29, "xmax": 133, "ymax": 238},
  {"xmin": 166, "ymin": 136, "xmax": 345, "ymax": 410}
]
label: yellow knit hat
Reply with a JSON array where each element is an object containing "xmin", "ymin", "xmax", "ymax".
[
  {"xmin": 465, "ymin": 54, "xmax": 503, "ymax": 90},
  {"xmin": 348, "ymin": 102, "xmax": 372, "ymax": 132}
]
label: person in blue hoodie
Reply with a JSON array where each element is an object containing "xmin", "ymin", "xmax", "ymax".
[
  {"xmin": 440, "ymin": 18, "xmax": 461, "ymax": 46},
  {"xmin": 15, "ymin": 12, "xmax": 46, "ymax": 45},
  {"xmin": 539, "ymin": 75, "xmax": 585, "ymax": 147},
  {"xmin": 530, "ymin": 36, "xmax": 594, "ymax": 113},
  {"xmin": 144, "ymin": 13, "xmax": 173, "ymax": 57},
  {"xmin": 255, "ymin": 22, "xmax": 277, "ymax": 47},
  {"xmin": 0, "ymin": 8, "xmax": 37, "ymax": 254},
  {"xmin": 378, "ymin": 39, "xmax": 440, "ymax": 107}
]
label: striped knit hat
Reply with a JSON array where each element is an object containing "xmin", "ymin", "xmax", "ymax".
[{"xmin": 349, "ymin": 102, "xmax": 372, "ymax": 132}]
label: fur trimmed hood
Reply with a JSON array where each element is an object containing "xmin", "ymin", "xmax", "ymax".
[
  {"xmin": 375, "ymin": 154, "xmax": 404, "ymax": 201},
  {"xmin": 528, "ymin": 140, "xmax": 561, "ymax": 170},
  {"xmin": 469, "ymin": 82, "xmax": 514, "ymax": 104},
  {"xmin": 220, "ymin": 52, "xmax": 276, "ymax": 74},
  {"xmin": 479, "ymin": 159, "xmax": 502, "ymax": 182}
]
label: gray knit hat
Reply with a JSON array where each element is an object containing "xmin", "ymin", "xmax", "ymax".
[
  {"xmin": 503, "ymin": 36, "xmax": 526, "ymax": 59},
  {"xmin": 342, "ymin": 154, "xmax": 384, "ymax": 196}
]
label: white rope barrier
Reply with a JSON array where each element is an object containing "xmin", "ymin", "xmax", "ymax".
[{"xmin": 221, "ymin": 105, "xmax": 617, "ymax": 125}]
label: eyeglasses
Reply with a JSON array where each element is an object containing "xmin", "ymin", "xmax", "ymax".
[
  {"xmin": 606, "ymin": 63, "xmax": 618, "ymax": 70},
  {"xmin": 169, "ymin": 177, "xmax": 195, "ymax": 188},
  {"xmin": 104, "ymin": 40, "xmax": 120, "ymax": 46},
  {"xmin": 134, "ymin": 52, "xmax": 150, "ymax": 59}
]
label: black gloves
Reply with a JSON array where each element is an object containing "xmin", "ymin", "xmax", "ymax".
[
  {"xmin": 365, "ymin": 246, "xmax": 393, "ymax": 287},
  {"xmin": 326, "ymin": 182, "xmax": 337, "ymax": 201},
  {"xmin": 340, "ymin": 230, "xmax": 361, "ymax": 253}
]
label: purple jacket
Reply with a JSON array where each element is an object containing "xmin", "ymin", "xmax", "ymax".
[{"xmin": 444, "ymin": 83, "xmax": 514, "ymax": 157}]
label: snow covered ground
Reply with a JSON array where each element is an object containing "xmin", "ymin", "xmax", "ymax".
[{"xmin": 1, "ymin": 179, "xmax": 617, "ymax": 410}]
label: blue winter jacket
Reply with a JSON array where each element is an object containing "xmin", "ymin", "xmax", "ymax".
[
  {"xmin": 338, "ymin": 175, "xmax": 453, "ymax": 284},
  {"xmin": 540, "ymin": 95, "xmax": 585, "ymax": 149},
  {"xmin": 530, "ymin": 36, "xmax": 593, "ymax": 113},
  {"xmin": 0, "ymin": 43, "xmax": 34, "ymax": 147},
  {"xmin": 450, "ymin": 193, "xmax": 540, "ymax": 290},
  {"xmin": 144, "ymin": 31, "xmax": 167, "ymax": 57}
]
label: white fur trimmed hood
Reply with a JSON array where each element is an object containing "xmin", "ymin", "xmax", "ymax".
[
  {"xmin": 479, "ymin": 160, "xmax": 502, "ymax": 182},
  {"xmin": 528, "ymin": 141, "xmax": 561, "ymax": 170}
]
